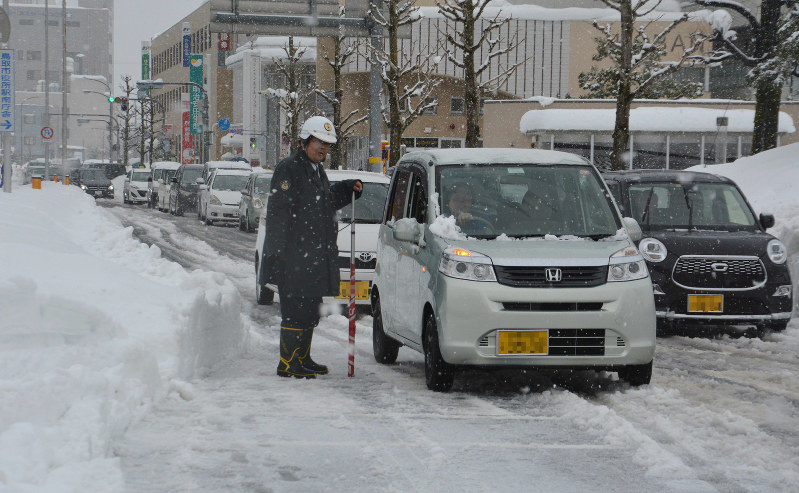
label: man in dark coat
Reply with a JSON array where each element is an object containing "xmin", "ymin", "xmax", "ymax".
[{"xmin": 260, "ymin": 116, "xmax": 363, "ymax": 378}]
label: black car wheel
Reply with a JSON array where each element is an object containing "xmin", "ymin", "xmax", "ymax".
[
  {"xmin": 372, "ymin": 296, "xmax": 400, "ymax": 364},
  {"xmin": 769, "ymin": 320, "xmax": 789, "ymax": 333},
  {"xmin": 423, "ymin": 313, "xmax": 454, "ymax": 392},
  {"xmin": 618, "ymin": 361, "xmax": 652, "ymax": 387},
  {"xmin": 255, "ymin": 261, "xmax": 274, "ymax": 305}
]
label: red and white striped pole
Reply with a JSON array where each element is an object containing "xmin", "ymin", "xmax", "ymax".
[{"xmin": 347, "ymin": 192, "xmax": 356, "ymax": 377}]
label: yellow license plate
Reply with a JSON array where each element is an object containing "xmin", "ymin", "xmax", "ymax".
[
  {"xmin": 497, "ymin": 330, "xmax": 548, "ymax": 355},
  {"xmin": 687, "ymin": 294, "xmax": 723, "ymax": 313},
  {"xmin": 336, "ymin": 281, "xmax": 370, "ymax": 300}
]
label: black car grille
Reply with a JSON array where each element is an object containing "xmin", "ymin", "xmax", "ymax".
[
  {"xmin": 673, "ymin": 257, "xmax": 766, "ymax": 289},
  {"xmin": 336, "ymin": 256, "xmax": 377, "ymax": 270},
  {"xmin": 494, "ymin": 266, "xmax": 608, "ymax": 288},
  {"xmin": 548, "ymin": 329, "xmax": 605, "ymax": 356},
  {"xmin": 502, "ymin": 302, "xmax": 603, "ymax": 311}
]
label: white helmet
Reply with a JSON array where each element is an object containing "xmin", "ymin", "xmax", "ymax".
[{"xmin": 299, "ymin": 116, "xmax": 337, "ymax": 144}]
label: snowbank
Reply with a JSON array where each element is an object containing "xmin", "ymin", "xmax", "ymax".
[
  {"xmin": 688, "ymin": 143, "xmax": 799, "ymax": 314},
  {"xmin": 0, "ymin": 183, "xmax": 248, "ymax": 490}
]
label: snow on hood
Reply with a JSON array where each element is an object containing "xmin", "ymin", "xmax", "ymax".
[{"xmin": 521, "ymin": 107, "xmax": 796, "ymax": 134}]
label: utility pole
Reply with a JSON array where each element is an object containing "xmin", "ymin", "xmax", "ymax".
[
  {"xmin": 1, "ymin": 0, "xmax": 9, "ymax": 193},
  {"xmin": 44, "ymin": 0, "xmax": 50, "ymax": 179},
  {"xmin": 60, "ymin": 0, "xmax": 67, "ymax": 168}
]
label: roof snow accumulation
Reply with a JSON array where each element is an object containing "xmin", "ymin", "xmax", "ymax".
[
  {"xmin": 406, "ymin": 148, "xmax": 589, "ymax": 166},
  {"xmin": 417, "ymin": 2, "xmax": 687, "ymax": 21},
  {"xmin": 520, "ymin": 107, "xmax": 796, "ymax": 134},
  {"xmin": 225, "ymin": 36, "xmax": 317, "ymax": 66}
]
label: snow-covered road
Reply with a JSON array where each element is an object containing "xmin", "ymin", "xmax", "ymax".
[{"xmin": 103, "ymin": 202, "xmax": 799, "ymax": 493}]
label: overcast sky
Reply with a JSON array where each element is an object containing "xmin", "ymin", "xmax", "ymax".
[{"xmin": 113, "ymin": 0, "xmax": 206, "ymax": 90}]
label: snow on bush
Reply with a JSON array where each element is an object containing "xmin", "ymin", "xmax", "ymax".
[
  {"xmin": 0, "ymin": 183, "xmax": 248, "ymax": 490},
  {"xmin": 689, "ymin": 143, "xmax": 799, "ymax": 314}
]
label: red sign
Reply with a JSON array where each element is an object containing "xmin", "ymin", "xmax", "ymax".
[
  {"xmin": 181, "ymin": 96, "xmax": 193, "ymax": 164},
  {"xmin": 41, "ymin": 126, "xmax": 54, "ymax": 140},
  {"xmin": 218, "ymin": 33, "xmax": 231, "ymax": 51}
]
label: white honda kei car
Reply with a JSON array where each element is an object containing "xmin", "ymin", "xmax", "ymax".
[
  {"xmin": 255, "ymin": 169, "xmax": 390, "ymax": 307},
  {"xmin": 198, "ymin": 169, "xmax": 251, "ymax": 226},
  {"xmin": 372, "ymin": 148, "xmax": 655, "ymax": 392}
]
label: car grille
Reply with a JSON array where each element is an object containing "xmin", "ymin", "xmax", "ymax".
[
  {"xmin": 548, "ymin": 329, "xmax": 605, "ymax": 356},
  {"xmin": 672, "ymin": 256, "xmax": 766, "ymax": 290},
  {"xmin": 85, "ymin": 185, "xmax": 107, "ymax": 193},
  {"xmin": 502, "ymin": 302, "xmax": 603, "ymax": 311},
  {"xmin": 336, "ymin": 255, "xmax": 377, "ymax": 270},
  {"xmin": 494, "ymin": 266, "xmax": 608, "ymax": 288}
]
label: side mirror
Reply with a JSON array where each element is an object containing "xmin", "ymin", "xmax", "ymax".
[
  {"xmin": 760, "ymin": 213, "xmax": 775, "ymax": 229},
  {"xmin": 393, "ymin": 218, "xmax": 422, "ymax": 243},
  {"xmin": 622, "ymin": 217, "xmax": 643, "ymax": 242},
  {"xmin": 241, "ymin": 188, "xmax": 249, "ymax": 195},
  {"xmin": 195, "ymin": 177, "xmax": 204, "ymax": 185},
  {"xmin": 148, "ymin": 176, "xmax": 153, "ymax": 182}
]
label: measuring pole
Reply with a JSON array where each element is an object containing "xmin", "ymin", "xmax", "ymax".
[
  {"xmin": 1, "ymin": 0, "xmax": 10, "ymax": 192},
  {"xmin": 60, "ymin": 0, "xmax": 67, "ymax": 170},
  {"xmin": 44, "ymin": 0, "xmax": 50, "ymax": 179},
  {"xmin": 347, "ymin": 191, "xmax": 356, "ymax": 377}
]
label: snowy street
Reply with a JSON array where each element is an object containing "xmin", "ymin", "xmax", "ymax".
[{"xmin": 99, "ymin": 200, "xmax": 799, "ymax": 492}]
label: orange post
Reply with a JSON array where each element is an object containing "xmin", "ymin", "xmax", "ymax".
[
  {"xmin": 32, "ymin": 177, "xmax": 42, "ymax": 189},
  {"xmin": 65, "ymin": 176, "xmax": 70, "ymax": 185}
]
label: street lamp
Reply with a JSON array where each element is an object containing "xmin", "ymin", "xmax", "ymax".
[
  {"xmin": 82, "ymin": 88, "xmax": 115, "ymax": 164},
  {"xmin": 137, "ymin": 80, "xmax": 210, "ymax": 163}
]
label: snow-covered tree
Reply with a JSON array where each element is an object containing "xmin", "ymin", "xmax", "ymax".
[
  {"xmin": 265, "ymin": 37, "xmax": 316, "ymax": 155},
  {"xmin": 579, "ymin": 33, "xmax": 704, "ymax": 99},
  {"xmin": 593, "ymin": 0, "xmax": 709, "ymax": 170},
  {"xmin": 436, "ymin": 0, "xmax": 523, "ymax": 148},
  {"xmin": 316, "ymin": 9, "xmax": 368, "ymax": 169},
  {"xmin": 369, "ymin": 0, "xmax": 442, "ymax": 167},
  {"xmin": 694, "ymin": 0, "xmax": 794, "ymax": 153},
  {"xmin": 118, "ymin": 76, "xmax": 135, "ymax": 167}
]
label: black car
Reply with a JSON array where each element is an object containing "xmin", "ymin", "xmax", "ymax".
[
  {"xmin": 81, "ymin": 161, "xmax": 126, "ymax": 180},
  {"xmin": 169, "ymin": 164, "xmax": 204, "ymax": 215},
  {"xmin": 77, "ymin": 168, "xmax": 115, "ymax": 199},
  {"xmin": 604, "ymin": 170, "xmax": 792, "ymax": 335}
]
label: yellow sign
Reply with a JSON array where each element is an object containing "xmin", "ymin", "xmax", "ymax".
[
  {"xmin": 336, "ymin": 281, "xmax": 369, "ymax": 300},
  {"xmin": 687, "ymin": 294, "xmax": 723, "ymax": 313},
  {"xmin": 497, "ymin": 330, "xmax": 548, "ymax": 355}
]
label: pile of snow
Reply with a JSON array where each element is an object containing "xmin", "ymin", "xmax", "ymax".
[
  {"xmin": 429, "ymin": 215, "xmax": 468, "ymax": 240},
  {"xmin": 689, "ymin": 143, "xmax": 799, "ymax": 314},
  {"xmin": 0, "ymin": 183, "xmax": 248, "ymax": 489}
]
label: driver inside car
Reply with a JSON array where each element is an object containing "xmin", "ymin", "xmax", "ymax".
[{"xmin": 445, "ymin": 182, "xmax": 493, "ymax": 234}]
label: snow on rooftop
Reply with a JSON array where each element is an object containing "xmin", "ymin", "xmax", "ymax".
[
  {"xmin": 417, "ymin": 3, "xmax": 687, "ymax": 22},
  {"xmin": 226, "ymin": 36, "xmax": 317, "ymax": 67},
  {"xmin": 520, "ymin": 107, "xmax": 796, "ymax": 134}
]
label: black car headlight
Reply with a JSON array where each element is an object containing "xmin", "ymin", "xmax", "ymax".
[{"xmin": 767, "ymin": 239, "xmax": 787, "ymax": 264}]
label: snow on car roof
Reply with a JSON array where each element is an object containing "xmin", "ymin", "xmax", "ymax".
[
  {"xmin": 404, "ymin": 148, "xmax": 588, "ymax": 166},
  {"xmin": 212, "ymin": 168, "xmax": 252, "ymax": 176},
  {"xmin": 326, "ymin": 169, "xmax": 390, "ymax": 183},
  {"xmin": 250, "ymin": 167, "xmax": 273, "ymax": 174},
  {"xmin": 151, "ymin": 161, "xmax": 181, "ymax": 170},
  {"xmin": 205, "ymin": 161, "xmax": 252, "ymax": 170}
]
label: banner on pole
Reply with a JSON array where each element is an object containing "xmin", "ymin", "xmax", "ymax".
[
  {"xmin": 141, "ymin": 41, "xmax": 151, "ymax": 97},
  {"xmin": 189, "ymin": 54, "xmax": 204, "ymax": 135},
  {"xmin": 182, "ymin": 23, "xmax": 192, "ymax": 67},
  {"xmin": 181, "ymin": 94, "xmax": 194, "ymax": 164},
  {"xmin": 0, "ymin": 49, "xmax": 15, "ymax": 133}
]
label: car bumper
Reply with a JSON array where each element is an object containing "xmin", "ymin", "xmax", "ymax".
[
  {"xmin": 127, "ymin": 190, "xmax": 149, "ymax": 202},
  {"xmin": 207, "ymin": 203, "xmax": 239, "ymax": 221},
  {"xmin": 435, "ymin": 276, "xmax": 656, "ymax": 367}
]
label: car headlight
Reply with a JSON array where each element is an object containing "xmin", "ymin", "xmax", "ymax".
[
  {"xmin": 767, "ymin": 239, "xmax": 787, "ymax": 264},
  {"xmin": 254, "ymin": 198, "xmax": 264, "ymax": 209},
  {"xmin": 439, "ymin": 247, "xmax": 496, "ymax": 282},
  {"xmin": 639, "ymin": 238, "xmax": 667, "ymax": 263},
  {"xmin": 108, "ymin": 185, "xmax": 114, "ymax": 190},
  {"xmin": 608, "ymin": 245, "xmax": 648, "ymax": 282},
  {"xmin": 80, "ymin": 184, "xmax": 87, "ymax": 190},
  {"xmin": 210, "ymin": 195, "xmax": 222, "ymax": 205}
]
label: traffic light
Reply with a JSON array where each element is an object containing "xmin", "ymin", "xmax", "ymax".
[
  {"xmin": 249, "ymin": 137, "xmax": 257, "ymax": 150},
  {"xmin": 112, "ymin": 96, "xmax": 129, "ymax": 111}
]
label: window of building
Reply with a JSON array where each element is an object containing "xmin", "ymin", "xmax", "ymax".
[
  {"xmin": 479, "ymin": 98, "xmax": 485, "ymax": 115},
  {"xmin": 23, "ymin": 114, "xmax": 36, "ymax": 124},
  {"xmin": 415, "ymin": 137, "xmax": 439, "ymax": 148},
  {"xmin": 450, "ymin": 97, "xmax": 464, "ymax": 115},
  {"xmin": 24, "ymin": 136, "xmax": 35, "ymax": 146},
  {"xmin": 65, "ymin": 21, "xmax": 80, "ymax": 27},
  {"xmin": 27, "ymin": 51, "xmax": 42, "ymax": 61},
  {"xmin": 401, "ymin": 137, "xmax": 415, "ymax": 148},
  {"xmin": 440, "ymin": 138, "xmax": 463, "ymax": 149},
  {"xmin": 46, "ymin": 71, "xmax": 59, "ymax": 82},
  {"xmin": 422, "ymin": 101, "xmax": 437, "ymax": 115},
  {"xmin": 19, "ymin": 19, "xmax": 34, "ymax": 26},
  {"xmin": 47, "ymin": 20, "xmax": 59, "ymax": 26},
  {"xmin": 26, "ymin": 70, "xmax": 41, "ymax": 80}
]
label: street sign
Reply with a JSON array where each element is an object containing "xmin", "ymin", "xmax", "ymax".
[
  {"xmin": 218, "ymin": 33, "xmax": 231, "ymax": 51},
  {"xmin": 141, "ymin": 41, "xmax": 151, "ymax": 81},
  {"xmin": 41, "ymin": 126, "xmax": 54, "ymax": 140},
  {"xmin": 182, "ymin": 22, "xmax": 191, "ymax": 67},
  {"xmin": 189, "ymin": 54, "xmax": 204, "ymax": 135},
  {"xmin": 0, "ymin": 49, "xmax": 14, "ymax": 133},
  {"xmin": 218, "ymin": 118, "xmax": 230, "ymax": 131},
  {"xmin": 181, "ymin": 94, "xmax": 193, "ymax": 164}
]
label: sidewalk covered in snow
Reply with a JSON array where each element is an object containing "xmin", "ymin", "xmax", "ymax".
[{"xmin": 483, "ymin": 99, "xmax": 798, "ymax": 170}]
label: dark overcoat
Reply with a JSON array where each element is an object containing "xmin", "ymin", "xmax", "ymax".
[{"xmin": 259, "ymin": 149, "xmax": 360, "ymax": 297}]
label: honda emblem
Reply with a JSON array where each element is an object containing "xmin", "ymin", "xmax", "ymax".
[{"xmin": 545, "ymin": 268, "xmax": 563, "ymax": 282}]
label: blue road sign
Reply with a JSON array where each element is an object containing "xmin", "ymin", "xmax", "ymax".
[
  {"xmin": 0, "ymin": 49, "xmax": 15, "ymax": 133},
  {"xmin": 182, "ymin": 23, "xmax": 191, "ymax": 68},
  {"xmin": 218, "ymin": 118, "xmax": 230, "ymax": 131}
]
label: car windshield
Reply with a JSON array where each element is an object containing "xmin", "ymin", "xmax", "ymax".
[
  {"xmin": 212, "ymin": 174, "xmax": 249, "ymax": 191},
  {"xmin": 164, "ymin": 170, "xmax": 177, "ymax": 181},
  {"xmin": 180, "ymin": 168, "xmax": 202, "ymax": 184},
  {"xmin": 337, "ymin": 182, "xmax": 389, "ymax": 224},
  {"xmin": 436, "ymin": 164, "xmax": 620, "ymax": 238},
  {"xmin": 81, "ymin": 170, "xmax": 106, "ymax": 181},
  {"xmin": 629, "ymin": 182, "xmax": 758, "ymax": 231},
  {"xmin": 131, "ymin": 171, "xmax": 150, "ymax": 182},
  {"xmin": 254, "ymin": 175, "xmax": 273, "ymax": 196}
]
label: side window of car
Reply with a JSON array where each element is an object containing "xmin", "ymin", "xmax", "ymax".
[
  {"xmin": 406, "ymin": 171, "xmax": 427, "ymax": 224},
  {"xmin": 386, "ymin": 169, "xmax": 411, "ymax": 223}
]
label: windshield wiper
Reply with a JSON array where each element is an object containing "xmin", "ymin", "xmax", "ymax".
[
  {"xmin": 681, "ymin": 186, "xmax": 694, "ymax": 230},
  {"xmin": 640, "ymin": 186, "xmax": 655, "ymax": 230}
]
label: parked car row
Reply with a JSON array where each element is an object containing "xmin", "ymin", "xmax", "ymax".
[{"xmin": 251, "ymin": 148, "xmax": 792, "ymax": 392}]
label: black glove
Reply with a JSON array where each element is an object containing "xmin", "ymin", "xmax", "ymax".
[{"xmin": 342, "ymin": 179, "xmax": 363, "ymax": 200}]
